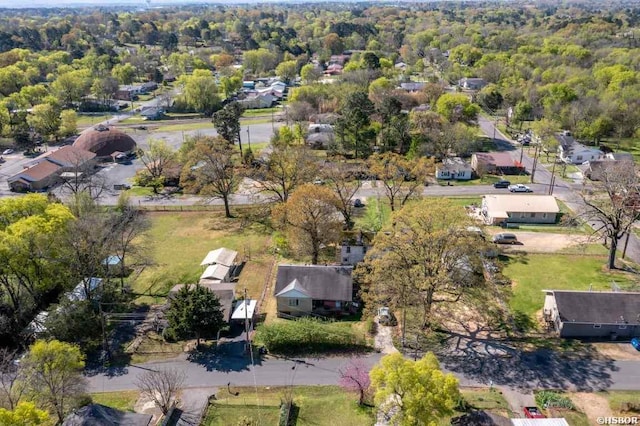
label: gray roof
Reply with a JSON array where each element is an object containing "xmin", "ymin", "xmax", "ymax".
[
  {"xmin": 63, "ymin": 404, "xmax": 151, "ymax": 426},
  {"xmin": 274, "ymin": 264, "xmax": 353, "ymax": 302},
  {"xmin": 169, "ymin": 282, "xmax": 236, "ymax": 322},
  {"xmin": 550, "ymin": 290, "xmax": 640, "ymax": 325}
]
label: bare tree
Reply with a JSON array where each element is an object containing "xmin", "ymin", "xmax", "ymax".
[
  {"xmin": 580, "ymin": 161, "xmax": 640, "ymax": 270},
  {"xmin": 253, "ymin": 145, "xmax": 318, "ymax": 203},
  {"xmin": 58, "ymin": 151, "xmax": 108, "ymax": 201},
  {"xmin": 0, "ymin": 348, "xmax": 25, "ymax": 409},
  {"xmin": 136, "ymin": 367, "xmax": 185, "ymax": 415},
  {"xmin": 137, "ymin": 139, "xmax": 176, "ymax": 193},
  {"xmin": 322, "ymin": 161, "xmax": 363, "ymax": 230},
  {"xmin": 110, "ymin": 198, "xmax": 151, "ymax": 289}
]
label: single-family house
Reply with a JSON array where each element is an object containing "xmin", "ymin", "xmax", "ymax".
[
  {"xmin": 400, "ymin": 82, "xmax": 426, "ymax": 92},
  {"xmin": 338, "ymin": 232, "xmax": 372, "ymax": 266},
  {"xmin": 481, "ymin": 194, "xmax": 560, "ymax": 225},
  {"xmin": 436, "ymin": 157, "xmax": 473, "ymax": 180},
  {"xmin": 140, "ymin": 107, "xmax": 165, "ymax": 120},
  {"xmin": 585, "ymin": 152, "xmax": 634, "ymax": 181},
  {"xmin": 8, "ymin": 160, "xmax": 61, "ymax": 192},
  {"xmin": 394, "ymin": 62, "xmax": 407, "ymax": 71},
  {"xmin": 324, "ymin": 64, "xmax": 343, "ymax": 76},
  {"xmin": 306, "ymin": 123, "xmax": 335, "ymax": 149},
  {"xmin": 115, "ymin": 85, "xmax": 142, "ymax": 101},
  {"xmin": 169, "ymin": 282, "xmax": 236, "ymax": 322},
  {"xmin": 471, "ymin": 152, "xmax": 524, "ymax": 175},
  {"xmin": 242, "ymin": 81, "xmax": 255, "ymax": 90},
  {"xmin": 274, "ymin": 265, "xmax": 353, "ymax": 316},
  {"xmin": 239, "ymin": 93, "xmax": 275, "ymax": 109},
  {"xmin": 543, "ymin": 290, "xmax": 640, "ymax": 338},
  {"xmin": 555, "ymin": 131, "xmax": 603, "ymax": 164},
  {"xmin": 200, "ymin": 247, "xmax": 238, "ymax": 267},
  {"xmin": 62, "ymin": 404, "xmax": 152, "ymax": 426},
  {"xmin": 458, "ymin": 77, "xmax": 487, "ymax": 90},
  {"xmin": 140, "ymin": 81, "xmax": 158, "ymax": 93},
  {"xmin": 329, "ymin": 54, "xmax": 349, "ymax": 66}
]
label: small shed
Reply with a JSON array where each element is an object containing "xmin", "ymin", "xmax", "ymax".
[
  {"xmin": 67, "ymin": 278, "xmax": 103, "ymax": 302},
  {"xmin": 200, "ymin": 247, "xmax": 238, "ymax": 267},
  {"xmin": 200, "ymin": 264, "xmax": 231, "ymax": 282},
  {"xmin": 231, "ymin": 299, "xmax": 257, "ymax": 322}
]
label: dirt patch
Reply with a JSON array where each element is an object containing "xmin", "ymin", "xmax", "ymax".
[
  {"xmin": 570, "ymin": 392, "xmax": 612, "ymax": 424},
  {"xmin": 592, "ymin": 342, "xmax": 640, "ymax": 361},
  {"xmin": 486, "ymin": 230, "xmax": 591, "ymax": 253}
]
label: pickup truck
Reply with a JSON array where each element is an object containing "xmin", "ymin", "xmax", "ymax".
[{"xmin": 523, "ymin": 406, "xmax": 546, "ymax": 419}]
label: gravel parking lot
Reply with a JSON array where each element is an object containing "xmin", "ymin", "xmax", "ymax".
[{"xmin": 486, "ymin": 229, "xmax": 592, "ymax": 252}]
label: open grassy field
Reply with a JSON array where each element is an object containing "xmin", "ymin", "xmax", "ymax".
[
  {"xmin": 242, "ymin": 107, "xmax": 279, "ymax": 118},
  {"xmin": 202, "ymin": 386, "xmax": 375, "ymax": 426},
  {"xmin": 602, "ymin": 391, "xmax": 640, "ymax": 415},
  {"xmin": 90, "ymin": 390, "xmax": 140, "ymax": 412},
  {"xmin": 155, "ymin": 121, "xmax": 214, "ymax": 132},
  {"xmin": 131, "ymin": 210, "xmax": 273, "ymax": 305},
  {"xmin": 77, "ymin": 113, "xmax": 111, "ymax": 127},
  {"xmin": 503, "ymin": 253, "xmax": 638, "ymax": 319}
]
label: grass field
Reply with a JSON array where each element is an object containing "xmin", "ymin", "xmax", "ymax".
[
  {"xmin": 602, "ymin": 391, "xmax": 640, "ymax": 415},
  {"xmin": 242, "ymin": 107, "xmax": 279, "ymax": 118},
  {"xmin": 131, "ymin": 211, "xmax": 273, "ymax": 305},
  {"xmin": 155, "ymin": 121, "xmax": 214, "ymax": 132},
  {"xmin": 90, "ymin": 390, "xmax": 139, "ymax": 412},
  {"xmin": 503, "ymin": 253, "xmax": 638, "ymax": 318},
  {"xmin": 439, "ymin": 174, "xmax": 530, "ymax": 186},
  {"xmin": 77, "ymin": 113, "xmax": 111, "ymax": 127},
  {"xmin": 202, "ymin": 386, "xmax": 374, "ymax": 426}
]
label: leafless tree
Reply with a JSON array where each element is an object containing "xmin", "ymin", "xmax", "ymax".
[
  {"xmin": 0, "ymin": 348, "xmax": 25, "ymax": 409},
  {"xmin": 58, "ymin": 151, "xmax": 108, "ymax": 201},
  {"xmin": 109, "ymin": 200, "xmax": 151, "ymax": 289},
  {"xmin": 322, "ymin": 161, "xmax": 363, "ymax": 230},
  {"xmin": 136, "ymin": 367, "xmax": 185, "ymax": 415},
  {"xmin": 580, "ymin": 161, "xmax": 640, "ymax": 270}
]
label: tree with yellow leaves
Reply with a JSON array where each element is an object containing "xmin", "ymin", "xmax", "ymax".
[{"xmin": 370, "ymin": 352, "xmax": 459, "ymax": 426}]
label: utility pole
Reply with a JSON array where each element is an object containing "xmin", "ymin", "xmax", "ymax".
[
  {"xmin": 548, "ymin": 158, "xmax": 557, "ymax": 195},
  {"xmin": 244, "ymin": 288, "xmax": 250, "ymax": 353},
  {"xmin": 247, "ymin": 127, "xmax": 251, "ymax": 151},
  {"xmin": 531, "ymin": 144, "xmax": 540, "ymax": 184}
]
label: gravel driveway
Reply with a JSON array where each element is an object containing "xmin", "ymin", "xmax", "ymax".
[{"xmin": 486, "ymin": 230, "xmax": 593, "ymax": 253}]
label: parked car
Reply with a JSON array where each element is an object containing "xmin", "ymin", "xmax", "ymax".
[
  {"xmin": 523, "ymin": 407, "xmax": 546, "ymax": 419},
  {"xmin": 508, "ymin": 184, "xmax": 532, "ymax": 193},
  {"xmin": 378, "ymin": 307, "xmax": 397, "ymax": 326},
  {"xmin": 631, "ymin": 337, "xmax": 640, "ymax": 351},
  {"xmin": 493, "ymin": 180, "xmax": 511, "ymax": 188},
  {"xmin": 2, "ymin": 148, "xmax": 14, "ymax": 155},
  {"xmin": 492, "ymin": 233, "xmax": 518, "ymax": 244}
]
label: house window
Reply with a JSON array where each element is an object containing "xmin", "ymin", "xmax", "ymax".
[
  {"xmin": 288, "ymin": 299, "xmax": 299, "ymax": 306},
  {"xmin": 542, "ymin": 213, "xmax": 547, "ymax": 219},
  {"xmin": 346, "ymin": 246, "xmax": 351, "ymax": 254},
  {"xmin": 577, "ymin": 155, "xmax": 583, "ymax": 161},
  {"xmin": 593, "ymin": 324, "xmax": 601, "ymax": 329},
  {"xmin": 520, "ymin": 213, "xmax": 526, "ymax": 218},
  {"xmin": 530, "ymin": 213, "xmax": 536, "ymax": 218}
]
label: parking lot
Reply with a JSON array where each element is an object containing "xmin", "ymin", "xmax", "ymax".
[{"xmin": 485, "ymin": 229, "xmax": 593, "ymax": 252}]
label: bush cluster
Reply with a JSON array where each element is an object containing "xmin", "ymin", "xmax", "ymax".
[
  {"xmin": 254, "ymin": 317, "xmax": 365, "ymax": 355},
  {"xmin": 535, "ymin": 391, "xmax": 575, "ymax": 410}
]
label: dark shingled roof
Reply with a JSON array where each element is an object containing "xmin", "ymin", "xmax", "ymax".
[
  {"xmin": 62, "ymin": 404, "xmax": 151, "ymax": 426},
  {"xmin": 275, "ymin": 264, "xmax": 353, "ymax": 302},
  {"xmin": 73, "ymin": 125, "xmax": 137, "ymax": 157},
  {"xmin": 552, "ymin": 291, "xmax": 640, "ymax": 325}
]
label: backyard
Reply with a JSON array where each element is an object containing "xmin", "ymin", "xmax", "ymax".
[
  {"xmin": 131, "ymin": 210, "xmax": 274, "ymax": 305},
  {"xmin": 502, "ymin": 253, "xmax": 639, "ymax": 320}
]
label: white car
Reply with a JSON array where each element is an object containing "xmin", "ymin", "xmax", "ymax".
[
  {"xmin": 508, "ymin": 184, "xmax": 532, "ymax": 193},
  {"xmin": 2, "ymin": 149, "xmax": 14, "ymax": 155}
]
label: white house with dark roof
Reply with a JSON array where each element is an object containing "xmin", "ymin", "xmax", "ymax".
[
  {"xmin": 543, "ymin": 290, "xmax": 640, "ymax": 338},
  {"xmin": 482, "ymin": 194, "xmax": 560, "ymax": 225},
  {"xmin": 555, "ymin": 131, "xmax": 603, "ymax": 164},
  {"xmin": 274, "ymin": 265, "xmax": 353, "ymax": 316}
]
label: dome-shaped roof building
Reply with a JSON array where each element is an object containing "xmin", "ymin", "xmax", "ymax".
[{"xmin": 73, "ymin": 125, "xmax": 137, "ymax": 159}]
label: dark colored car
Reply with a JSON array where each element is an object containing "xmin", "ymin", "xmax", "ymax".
[
  {"xmin": 523, "ymin": 407, "xmax": 545, "ymax": 419},
  {"xmin": 493, "ymin": 180, "xmax": 511, "ymax": 188},
  {"xmin": 631, "ymin": 337, "xmax": 640, "ymax": 351}
]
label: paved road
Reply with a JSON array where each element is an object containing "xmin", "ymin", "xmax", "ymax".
[{"xmin": 85, "ymin": 349, "xmax": 640, "ymax": 393}]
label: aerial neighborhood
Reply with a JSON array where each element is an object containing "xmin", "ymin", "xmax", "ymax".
[{"xmin": 0, "ymin": 2, "xmax": 639, "ymax": 426}]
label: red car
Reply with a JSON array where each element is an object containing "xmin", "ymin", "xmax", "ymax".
[{"xmin": 523, "ymin": 407, "xmax": 546, "ymax": 419}]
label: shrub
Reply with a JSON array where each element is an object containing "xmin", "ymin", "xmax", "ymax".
[
  {"xmin": 366, "ymin": 318, "xmax": 377, "ymax": 336},
  {"xmin": 620, "ymin": 402, "xmax": 640, "ymax": 413},
  {"xmin": 254, "ymin": 318, "xmax": 366, "ymax": 355},
  {"xmin": 535, "ymin": 391, "xmax": 575, "ymax": 410}
]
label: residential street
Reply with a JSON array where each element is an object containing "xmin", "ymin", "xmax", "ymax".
[{"xmin": 85, "ymin": 349, "xmax": 640, "ymax": 393}]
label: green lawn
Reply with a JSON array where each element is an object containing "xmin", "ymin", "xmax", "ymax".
[
  {"xmin": 155, "ymin": 121, "xmax": 214, "ymax": 132},
  {"xmin": 77, "ymin": 114, "xmax": 110, "ymax": 127},
  {"xmin": 602, "ymin": 391, "xmax": 640, "ymax": 415},
  {"xmin": 90, "ymin": 391, "xmax": 139, "ymax": 412},
  {"xmin": 434, "ymin": 388, "xmax": 512, "ymax": 425},
  {"xmin": 202, "ymin": 386, "xmax": 374, "ymax": 426},
  {"xmin": 131, "ymin": 211, "xmax": 273, "ymax": 304},
  {"xmin": 503, "ymin": 253, "xmax": 637, "ymax": 318},
  {"xmin": 242, "ymin": 107, "xmax": 279, "ymax": 118},
  {"xmin": 547, "ymin": 408, "xmax": 589, "ymax": 426},
  {"xmin": 439, "ymin": 174, "xmax": 530, "ymax": 186}
]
